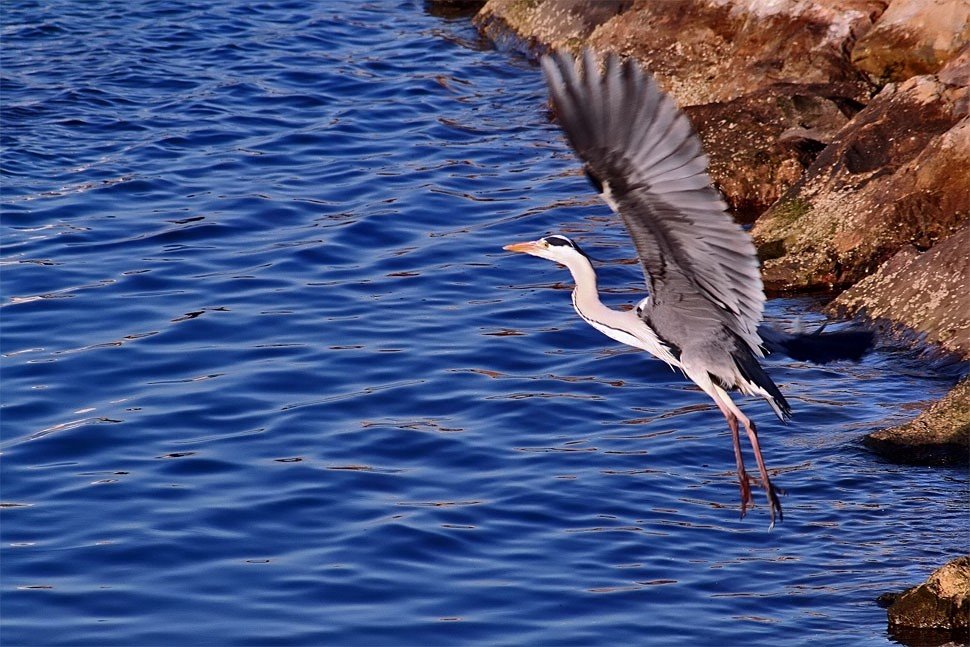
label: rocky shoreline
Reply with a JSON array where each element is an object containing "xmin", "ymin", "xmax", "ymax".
[
  {"xmin": 463, "ymin": 0, "xmax": 968, "ymax": 462},
  {"xmin": 454, "ymin": 0, "xmax": 969, "ymax": 638}
]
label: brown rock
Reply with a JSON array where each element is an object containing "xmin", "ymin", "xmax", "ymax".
[
  {"xmin": 474, "ymin": 0, "xmax": 880, "ymax": 106},
  {"xmin": 752, "ymin": 75, "xmax": 970, "ymax": 292},
  {"xmin": 852, "ymin": 0, "xmax": 970, "ymax": 83},
  {"xmin": 686, "ymin": 82, "xmax": 866, "ymax": 219},
  {"xmin": 830, "ymin": 225, "xmax": 969, "ymax": 467},
  {"xmin": 885, "ymin": 555, "xmax": 970, "ymax": 644},
  {"xmin": 474, "ymin": 0, "xmax": 632, "ymax": 55},
  {"xmin": 829, "ymin": 225, "xmax": 970, "ymax": 358},
  {"xmin": 476, "ymin": 1, "xmax": 880, "ymax": 218},
  {"xmin": 862, "ymin": 377, "xmax": 970, "ymax": 465},
  {"xmin": 578, "ymin": 0, "xmax": 880, "ymax": 107},
  {"xmin": 939, "ymin": 42, "xmax": 970, "ymax": 88}
]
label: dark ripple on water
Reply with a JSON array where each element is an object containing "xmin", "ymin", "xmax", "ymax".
[{"xmin": 1, "ymin": 1, "xmax": 966, "ymax": 645}]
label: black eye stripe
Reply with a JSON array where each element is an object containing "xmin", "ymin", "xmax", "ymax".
[
  {"xmin": 545, "ymin": 236, "xmax": 573, "ymax": 247},
  {"xmin": 543, "ymin": 235, "xmax": 592, "ymax": 260}
]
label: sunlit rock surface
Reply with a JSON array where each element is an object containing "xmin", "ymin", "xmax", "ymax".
[
  {"xmin": 474, "ymin": 0, "xmax": 632, "ymax": 55},
  {"xmin": 884, "ymin": 555, "xmax": 970, "ymax": 644},
  {"xmin": 830, "ymin": 226, "xmax": 970, "ymax": 358},
  {"xmin": 752, "ymin": 76, "xmax": 969, "ymax": 292},
  {"xmin": 851, "ymin": 0, "xmax": 970, "ymax": 83},
  {"xmin": 686, "ymin": 82, "xmax": 865, "ymax": 219},
  {"xmin": 477, "ymin": 0, "xmax": 882, "ymax": 104},
  {"xmin": 830, "ymin": 226, "xmax": 970, "ymax": 465},
  {"xmin": 862, "ymin": 376, "xmax": 970, "ymax": 465},
  {"xmin": 587, "ymin": 0, "xmax": 881, "ymax": 106}
]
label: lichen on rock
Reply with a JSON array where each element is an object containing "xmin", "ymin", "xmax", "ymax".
[
  {"xmin": 861, "ymin": 377, "xmax": 970, "ymax": 465},
  {"xmin": 884, "ymin": 555, "xmax": 970, "ymax": 644},
  {"xmin": 686, "ymin": 82, "xmax": 865, "ymax": 220},
  {"xmin": 752, "ymin": 75, "xmax": 969, "ymax": 292},
  {"xmin": 475, "ymin": 0, "xmax": 881, "ymax": 105},
  {"xmin": 829, "ymin": 225, "xmax": 970, "ymax": 358},
  {"xmin": 474, "ymin": 0, "xmax": 632, "ymax": 55}
]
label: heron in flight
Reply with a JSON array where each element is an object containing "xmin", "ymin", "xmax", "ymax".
[{"xmin": 504, "ymin": 50, "xmax": 870, "ymax": 526}]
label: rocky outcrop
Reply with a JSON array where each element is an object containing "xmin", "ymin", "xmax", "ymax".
[
  {"xmin": 829, "ymin": 225, "xmax": 970, "ymax": 358},
  {"xmin": 939, "ymin": 42, "xmax": 970, "ymax": 87},
  {"xmin": 474, "ymin": 0, "xmax": 969, "ymax": 291},
  {"xmin": 476, "ymin": 0, "xmax": 882, "ymax": 216},
  {"xmin": 686, "ymin": 82, "xmax": 866, "ymax": 219},
  {"xmin": 883, "ymin": 555, "xmax": 970, "ymax": 645},
  {"xmin": 476, "ymin": 0, "xmax": 880, "ymax": 106},
  {"xmin": 862, "ymin": 377, "xmax": 970, "ymax": 465},
  {"xmin": 752, "ymin": 76, "xmax": 970, "ymax": 292},
  {"xmin": 852, "ymin": 0, "xmax": 970, "ymax": 83},
  {"xmin": 585, "ymin": 0, "xmax": 880, "ymax": 107},
  {"xmin": 836, "ymin": 223, "xmax": 970, "ymax": 465},
  {"xmin": 474, "ymin": 0, "xmax": 633, "ymax": 56}
]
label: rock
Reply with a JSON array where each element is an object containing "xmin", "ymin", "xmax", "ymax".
[
  {"xmin": 475, "ymin": 0, "xmax": 881, "ymax": 106},
  {"xmin": 826, "ymin": 216, "xmax": 969, "ymax": 468},
  {"xmin": 828, "ymin": 224, "xmax": 970, "ymax": 357},
  {"xmin": 589, "ymin": 0, "xmax": 882, "ymax": 106},
  {"xmin": 686, "ymin": 82, "xmax": 866, "ymax": 220},
  {"xmin": 862, "ymin": 377, "xmax": 970, "ymax": 466},
  {"xmin": 474, "ymin": 0, "xmax": 887, "ymax": 219},
  {"xmin": 473, "ymin": 1, "xmax": 894, "ymax": 217},
  {"xmin": 752, "ymin": 75, "xmax": 970, "ymax": 292},
  {"xmin": 851, "ymin": 0, "xmax": 970, "ymax": 83},
  {"xmin": 939, "ymin": 42, "xmax": 970, "ymax": 88},
  {"xmin": 884, "ymin": 555, "xmax": 970, "ymax": 644},
  {"xmin": 474, "ymin": 0, "xmax": 633, "ymax": 56}
]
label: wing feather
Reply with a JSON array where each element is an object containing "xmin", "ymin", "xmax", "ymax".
[{"xmin": 541, "ymin": 50, "xmax": 765, "ymax": 355}]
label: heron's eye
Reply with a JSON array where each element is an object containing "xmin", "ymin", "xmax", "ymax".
[{"xmin": 545, "ymin": 236, "xmax": 573, "ymax": 248}]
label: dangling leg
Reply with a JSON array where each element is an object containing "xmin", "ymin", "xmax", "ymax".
[
  {"xmin": 691, "ymin": 373, "xmax": 755, "ymax": 517},
  {"xmin": 711, "ymin": 385, "xmax": 784, "ymax": 527},
  {"xmin": 738, "ymin": 414, "xmax": 784, "ymax": 527},
  {"xmin": 713, "ymin": 398, "xmax": 754, "ymax": 517}
]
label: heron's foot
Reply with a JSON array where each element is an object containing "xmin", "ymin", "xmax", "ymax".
[
  {"xmin": 757, "ymin": 477, "xmax": 785, "ymax": 528},
  {"xmin": 765, "ymin": 480, "xmax": 784, "ymax": 528},
  {"xmin": 742, "ymin": 474, "xmax": 785, "ymax": 527}
]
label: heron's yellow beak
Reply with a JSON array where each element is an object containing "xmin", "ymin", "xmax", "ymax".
[{"xmin": 503, "ymin": 241, "xmax": 541, "ymax": 255}]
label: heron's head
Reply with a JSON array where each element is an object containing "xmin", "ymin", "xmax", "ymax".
[{"xmin": 502, "ymin": 235, "xmax": 588, "ymax": 265}]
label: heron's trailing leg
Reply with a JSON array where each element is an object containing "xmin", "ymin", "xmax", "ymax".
[
  {"xmin": 739, "ymin": 416, "xmax": 784, "ymax": 527},
  {"xmin": 708, "ymin": 383, "xmax": 784, "ymax": 526},
  {"xmin": 716, "ymin": 405, "xmax": 754, "ymax": 517}
]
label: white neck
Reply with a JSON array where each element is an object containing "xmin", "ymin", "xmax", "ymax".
[
  {"xmin": 561, "ymin": 251, "xmax": 600, "ymax": 305},
  {"xmin": 560, "ymin": 251, "xmax": 681, "ymax": 368}
]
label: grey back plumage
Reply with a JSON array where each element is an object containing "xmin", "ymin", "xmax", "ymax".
[{"xmin": 540, "ymin": 50, "xmax": 765, "ymax": 358}]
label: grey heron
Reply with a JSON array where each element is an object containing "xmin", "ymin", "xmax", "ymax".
[{"xmin": 504, "ymin": 50, "xmax": 871, "ymax": 526}]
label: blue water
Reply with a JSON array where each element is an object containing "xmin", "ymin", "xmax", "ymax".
[{"xmin": 1, "ymin": 2, "xmax": 966, "ymax": 645}]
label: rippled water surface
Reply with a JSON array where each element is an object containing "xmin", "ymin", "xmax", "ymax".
[{"xmin": 2, "ymin": 2, "xmax": 967, "ymax": 645}]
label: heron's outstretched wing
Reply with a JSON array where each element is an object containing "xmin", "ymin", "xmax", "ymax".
[{"xmin": 541, "ymin": 50, "xmax": 765, "ymax": 355}]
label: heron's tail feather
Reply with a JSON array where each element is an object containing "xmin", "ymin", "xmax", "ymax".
[
  {"xmin": 730, "ymin": 338, "xmax": 792, "ymax": 422},
  {"xmin": 758, "ymin": 324, "xmax": 874, "ymax": 364}
]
